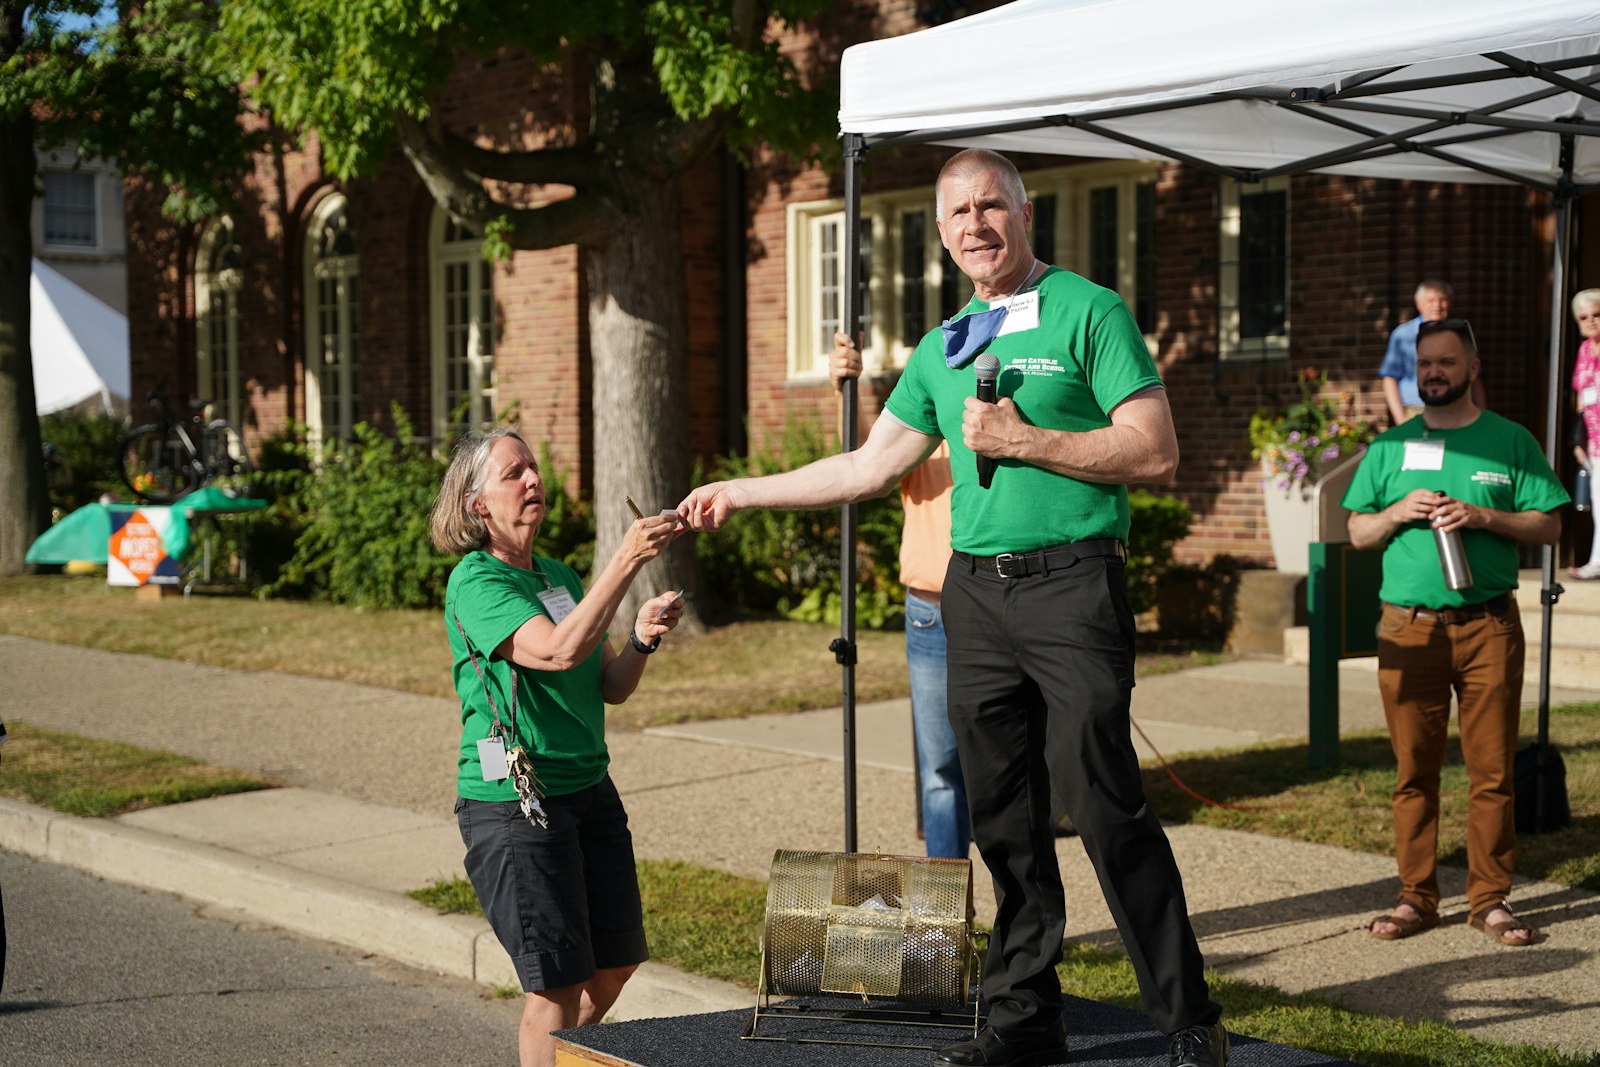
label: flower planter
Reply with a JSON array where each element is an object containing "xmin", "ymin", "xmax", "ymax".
[{"xmin": 1260, "ymin": 453, "xmax": 1365, "ymax": 574}]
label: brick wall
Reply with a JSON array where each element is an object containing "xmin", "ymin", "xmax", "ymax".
[{"xmin": 124, "ymin": 5, "xmax": 1556, "ymax": 567}]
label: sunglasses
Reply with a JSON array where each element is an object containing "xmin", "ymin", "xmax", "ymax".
[{"xmin": 1416, "ymin": 317, "xmax": 1478, "ymax": 349}]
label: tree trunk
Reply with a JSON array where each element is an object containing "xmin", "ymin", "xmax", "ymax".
[
  {"xmin": 0, "ymin": 99, "xmax": 49, "ymax": 576},
  {"xmin": 585, "ymin": 171, "xmax": 702, "ymax": 633}
]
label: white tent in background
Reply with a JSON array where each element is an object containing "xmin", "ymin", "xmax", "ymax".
[
  {"xmin": 30, "ymin": 257, "xmax": 129, "ymax": 416},
  {"xmin": 822, "ymin": 0, "xmax": 1600, "ymax": 846}
]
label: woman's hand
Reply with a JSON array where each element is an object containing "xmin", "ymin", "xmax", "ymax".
[
  {"xmin": 618, "ymin": 513, "xmax": 681, "ymax": 567},
  {"xmin": 634, "ymin": 589, "xmax": 685, "ymax": 646},
  {"xmin": 602, "ymin": 588, "xmax": 685, "ymax": 704}
]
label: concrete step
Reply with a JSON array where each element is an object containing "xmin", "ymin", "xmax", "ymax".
[
  {"xmin": 1285, "ymin": 622, "xmax": 1597, "ymax": 673},
  {"xmin": 1283, "ymin": 568, "xmax": 1600, "ymax": 674}
]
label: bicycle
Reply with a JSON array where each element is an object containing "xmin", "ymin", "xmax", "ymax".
[{"xmin": 118, "ymin": 385, "xmax": 254, "ymax": 503}]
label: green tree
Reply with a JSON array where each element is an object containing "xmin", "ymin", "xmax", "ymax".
[
  {"xmin": 0, "ymin": 0, "xmax": 258, "ymax": 573},
  {"xmin": 219, "ymin": 0, "xmax": 835, "ymax": 628}
]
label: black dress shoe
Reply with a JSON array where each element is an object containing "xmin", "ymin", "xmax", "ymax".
[
  {"xmin": 934, "ymin": 1020, "xmax": 1069, "ymax": 1066},
  {"xmin": 1169, "ymin": 1021, "xmax": 1229, "ymax": 1067}
]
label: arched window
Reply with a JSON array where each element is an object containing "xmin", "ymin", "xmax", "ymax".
[
  {"xmin": 304, "ymin": 195, "xmax": 361, "ymax": 441},
  {"xmin": 195, "ymin": 218, "xmax": 243, "ymax": 428},
  {"xmin": 429, "ymin": 210, "xmax": 497, "ymax": 442}
]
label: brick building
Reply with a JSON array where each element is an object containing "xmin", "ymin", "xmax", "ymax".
[{"xmin": 123, "ymin": 8, "xmax": 1589, "ymax": 569}]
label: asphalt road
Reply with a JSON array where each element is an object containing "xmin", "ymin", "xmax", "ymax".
[{"xmin": 0, "ymin": 849, "xmax": 523, "ymax": 1066}]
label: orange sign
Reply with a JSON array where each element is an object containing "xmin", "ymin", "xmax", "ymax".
[{"xmin": 108, "ymin": 509, "xmax": 175, "ymax": 587}]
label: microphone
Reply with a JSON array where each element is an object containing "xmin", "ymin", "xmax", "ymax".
[{"xmin": 974, "ymin": 353, "xmax": 999, "ymax": 489}]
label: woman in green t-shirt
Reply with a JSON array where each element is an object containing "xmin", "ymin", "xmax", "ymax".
[{"xmin": 429, "ymin": 428, "xmax": 683, "ymax": 1067}]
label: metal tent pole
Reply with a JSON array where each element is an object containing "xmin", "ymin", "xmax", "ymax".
[
  {"xmin": 835, "ymin": 132, "xmax": 866, "ymax": 853},
  {"xmin": 1535, "ymin": 134, "xmax": 1575, "ymax": 831}
]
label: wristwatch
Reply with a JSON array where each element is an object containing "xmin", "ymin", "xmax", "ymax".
[{"xmin": 629, "ymin": 631, "xmax": 661, "ymax": 655}]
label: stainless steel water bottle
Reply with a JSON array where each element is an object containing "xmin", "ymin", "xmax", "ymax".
[{"xmin": 1432, "ymin": 492, "xmax": 1473, "ymax": 590}]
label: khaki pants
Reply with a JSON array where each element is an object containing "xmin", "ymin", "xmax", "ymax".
[{"xmin": 1376, "ymin": 600, "xmax": 1524, "ymax": 917}]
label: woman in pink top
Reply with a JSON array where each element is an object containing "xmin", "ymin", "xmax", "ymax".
[{"xmin": 1571, "ymin": 289, "xmax": 1600, "ymax": 580}]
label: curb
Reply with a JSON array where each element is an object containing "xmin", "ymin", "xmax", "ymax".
[{"xmin": 0, "ymin": 797, "xmax": 750, "ymax": 1019}]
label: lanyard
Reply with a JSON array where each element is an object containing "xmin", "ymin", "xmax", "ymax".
[{"xmin": 453, "ymin": 615, "xmax": 516, "ymax": 745}]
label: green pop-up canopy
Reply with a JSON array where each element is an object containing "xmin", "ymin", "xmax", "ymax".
[{"xmin": 25, "ymin": 489, "xmax": 264, "ymax": 566}]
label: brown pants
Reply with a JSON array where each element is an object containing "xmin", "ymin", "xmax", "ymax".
[{"xmin": 1376, "ymin": 600, "xmax": 1524, "ymax": 917}]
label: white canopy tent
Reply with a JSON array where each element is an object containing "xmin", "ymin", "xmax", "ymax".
[
  {"xmin": 826, "ymin": 0, "xmax": 1600, "ymax": 846},
  {"xmin": 30, "ymin": 257, "xmax": 129, "ymax": 416}
]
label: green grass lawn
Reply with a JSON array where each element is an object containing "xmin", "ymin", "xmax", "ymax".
[
  {"xmin": 409, "ymin": 862, "xmax": 1598, "ymax": 1067},
  {"xmin": 0, "ymin": 720, "xmax": 275, "ymax": 816},
  {"xmin": 7, "ymin": 572, "xmax": 1599, "ymax": 1065}
]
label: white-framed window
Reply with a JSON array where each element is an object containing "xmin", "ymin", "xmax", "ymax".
[
  {"xmin": 1219, "ymin": 176, "xmax": 1290, "ymax": 361},
  {"xmin": 42, "ymin": 169, "xmax": 98, "ymax": 248},
  {"xmin": 1076, "ymin": 171, "xmax": 1159, "ymax": 335},
  {"xmin": 786, "ymin": 162, "xmax": 1156, "ymax": 380},
  {"xmin": 789, "ymin": 206, "xmax": 876, "ymax": 378},
  {"xmin": 304, "ymin": 195, "xmax": 360, "ymax": 442},
  {"xmin": 429, "ymin": 210, "xmax": 497, "ymax": 443},
  {"xmin": 195, "ymin": 217, "xmax": 243, "ymax": 429}
]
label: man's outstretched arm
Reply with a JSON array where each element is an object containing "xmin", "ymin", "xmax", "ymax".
[{"xmin": 678, "ymin": 416, "xmax": 937, "ymax": 532}]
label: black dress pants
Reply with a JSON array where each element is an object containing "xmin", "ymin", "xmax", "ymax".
[{"xmin": 942, "ymin": 551, "xmax": 1219, "ymax": 1035}]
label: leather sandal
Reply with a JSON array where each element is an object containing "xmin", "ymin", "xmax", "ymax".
[
  {"xmin": 1469, "ymin": 906, "xmax": 1538, "ymax": 946},
  {"xmin": 1368, "ymin": 908, "xmax": 1440, "ymax": 940}
]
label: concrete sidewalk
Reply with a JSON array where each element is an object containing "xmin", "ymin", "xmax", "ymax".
[{"xmin": 2, "ymin": 633, "xmax": 1598, "ymax": 1057}]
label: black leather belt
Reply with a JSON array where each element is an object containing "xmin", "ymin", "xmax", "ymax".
[
  {"xmin": 957, "ymin": 538, "xmax": 1127, "ymax": 579},
  {"xmin": 1385, "ymin": 591, "xmax": 1512, "ymax": 624}
]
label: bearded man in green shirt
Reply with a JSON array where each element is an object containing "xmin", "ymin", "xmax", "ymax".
[{"xmin": 1344, "ymin": 319, "xmax": 1567, "ymax": 949}]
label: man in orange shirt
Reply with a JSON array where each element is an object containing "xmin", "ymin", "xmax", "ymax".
[{"xmin": 831, "ymin": 332, "xmax": 970, "ymax": 860}]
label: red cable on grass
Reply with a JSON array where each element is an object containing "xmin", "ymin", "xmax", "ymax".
[{"xmin": 1130, "ymin": 717, "xmax": 1257, "ymax": 813}]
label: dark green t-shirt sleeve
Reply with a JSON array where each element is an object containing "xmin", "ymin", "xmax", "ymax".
[
  {"xmin": 1086, "ymin": 297, "xmax": 1163, "ymax": 414},
  {"xmin": 452, "ymin": 558, "xmax": 540, "ymax": 659},
  {"xmin": 1512, "ymin": 428, "xmax": 1571, "ymax": 512},
  {"xmin": 1341, "ymin": 438, "xmax": 1397, "ymax": 513},
  {"xmin": 884, "ymin": 333, "xmax": 944, "ymax": 436}
]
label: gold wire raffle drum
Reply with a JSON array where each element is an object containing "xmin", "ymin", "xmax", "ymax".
[{"xmin": 759, "ymin": 849, "xmax": 978, "ymax": 1005}]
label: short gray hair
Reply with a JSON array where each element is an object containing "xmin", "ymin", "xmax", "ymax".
[
  {"xmin": 935, "ymin": 149, "xmax": 1028, "ymax": 221},
  {"xmin": 1415, "ymin": 279, "xmax": 1454, "ymax": 301},
  {"xmin": 429, "ymin": 428, "xmax": 529, "ymax": 555},
  {"xmin": 1572, "ymin": 288, "xmax": 1600, "ymax": 318}
]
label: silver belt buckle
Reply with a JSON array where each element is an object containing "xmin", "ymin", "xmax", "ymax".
[{"xmin": 994, "ymin": 552, "xmax": 1020, "ymax": 578}]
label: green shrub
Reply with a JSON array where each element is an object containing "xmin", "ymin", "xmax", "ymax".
[
  {"xmin": 261, "ymin": 406, "xmax": 454, "ymax": 609},
  {"xmin": 695, "ymin": 418, "xmax": 906, "ymax": 629},
  {"xmin": 39, "ymin": 410, "xmax": 125, "ymax": 515},
  {"xmin": 235, "ymin": 422, "xmax": 316, "ymax": 588},
  {"xmin": 1126, "ymin": 488, "xmax": 1192, "ymax": 615}
]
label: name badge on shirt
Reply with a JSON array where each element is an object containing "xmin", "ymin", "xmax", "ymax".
[
  {"xmin": 1583, "ymin": 385, "xmax": 1599, "ymax": 409},
  {"xmin": 477, "ymin": 736, "xmax": 509, "ymax": 781},
  {"xmin": 1402, "ymin": 438, "xmax": 1446, "ymax": 471},
  {"xmin": 536, "ymin": 586, "xmax": 577, "ymax": 624},
  {"xmin": 994, "ymin": 290, "xmax": 1040, "ymax": 336}
]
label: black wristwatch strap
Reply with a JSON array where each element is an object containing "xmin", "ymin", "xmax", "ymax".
[{"xmin": 629, "ymin": 631, "xmax": 661, "ymax": 655}]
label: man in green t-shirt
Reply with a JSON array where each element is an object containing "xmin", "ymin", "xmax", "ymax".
[
  {"xmin": 1344, "ymin": 318, "xmax": 1566, "ymax": 949},
  {"xmin": 680, "ymin": 149, "xmax": 1226, "ymax": 1067}
]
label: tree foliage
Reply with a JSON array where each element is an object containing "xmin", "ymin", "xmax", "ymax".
[
  {"xmin": 1, "ymin": 1, "xmax": 262, "ymax": 574},
  {"xmin": 211, "ymin": 0, "xmax": 838, "ymax": 629},
  {"xmin": 218, "ymin": 0, "xmax": 833, "ymax": 185},
  {"xmin": 2, "ymin": 0, "xmax": 263, "ymax": 221}
]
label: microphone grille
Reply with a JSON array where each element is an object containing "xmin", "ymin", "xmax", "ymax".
[{"xmin": 974, "ymin": 353, "xmax": 1000, "ymax": 380}]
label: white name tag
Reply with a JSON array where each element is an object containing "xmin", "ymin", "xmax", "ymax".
[
  {"xmin": 477, "ymin": 736, "xmax": 509, "ymax": 781},
  {"xmin": 536, "ymin": 585, "xmax": 577, "ymax": 623},
  {"xmin": 995, "ymin": 290, "xmax": 1039, "ymax": 336},
  {"xmin": 1583, "ymin": 385, "xmax": 1598, "ymax": 408},
  {"xmin": 1402, "ymin": 438, "xmax": 1446, "ymax": 471}
]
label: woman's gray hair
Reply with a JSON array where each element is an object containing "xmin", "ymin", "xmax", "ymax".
[
  {"xmin": 429, "ymin": 428, "xmax": 529, "ymax": 555},
  {"xmin": 1572, "ymin": 288, "xmax": 1600, "ymax": 319}
]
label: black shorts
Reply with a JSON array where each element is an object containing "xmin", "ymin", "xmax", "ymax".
[{"xmin": 455, "ymin": 774, "xmax": 648, "ymax": 992}]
